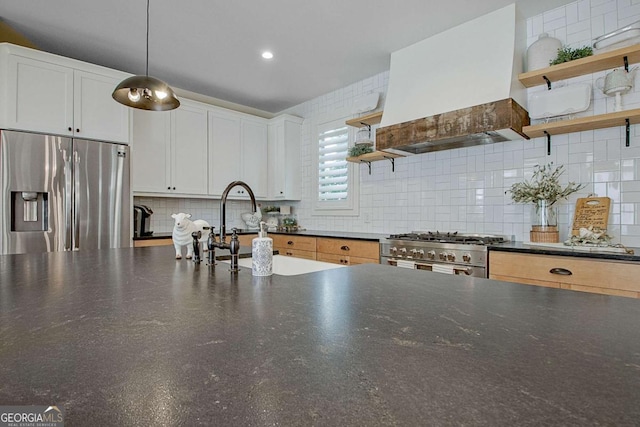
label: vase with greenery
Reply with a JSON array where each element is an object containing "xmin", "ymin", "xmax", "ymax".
[{"xmin": 506, "ymin": 163, "xmax": 584, "ymax": 242}]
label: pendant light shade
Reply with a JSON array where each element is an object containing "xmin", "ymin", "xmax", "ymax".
[
  {"xmin": 112, "ymin": 0, "xmax": 180, "ymax": 111},
  {"xmin": 112, "ymin": 75, "xmax": 180, "ymax": 111}
]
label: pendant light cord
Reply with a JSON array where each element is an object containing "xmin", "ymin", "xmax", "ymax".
[{"xmin": 146, "ymin": 0, "xmax": 150, "ymax": 77}]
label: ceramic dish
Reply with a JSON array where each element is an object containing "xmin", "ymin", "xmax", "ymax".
[{"xmin": 528, "ymin": 83, "xmax": 592, "ymax": 120}]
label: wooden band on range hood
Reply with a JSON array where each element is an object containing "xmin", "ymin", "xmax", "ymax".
[{"xmin": 375, "ymin": 98, "xmax": 530, "ymax": 155}]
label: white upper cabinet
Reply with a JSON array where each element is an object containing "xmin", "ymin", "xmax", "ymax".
[
  {"xmin": 208, "ymin": 109, "xmax": 241, "ymax": 196},
  {"xmin": 171, "ymin": 100, "xmax": 208, "ymax": 195},
  {"xmin": 208, "ymin": 108, "xmax": 268, "ymax": 199},
  {"xmin": 241, "ymin": 117, "xmax": 268, "ymax": 199},
  {"xmin": 73, "ymin": 70, "xmax": 130, "ymax": 143},
  {"xmin": 0, "ymin": 43, "xmax": 130, "ymax": 144},
  {"xmin": 131, "ymin": 109, "xmax": 171, "ymax": 193},
  {"xmin": 131, "ymin": 99, "xmax": 208, "ymax": 196},
  {"xmin": 268, "ymin": 115, "xmax": 303, "ymax": 200}
]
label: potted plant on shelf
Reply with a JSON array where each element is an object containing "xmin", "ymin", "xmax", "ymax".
[{"xmin": 506, "ymin": 163, "xmax": 584, "ymax": 243}]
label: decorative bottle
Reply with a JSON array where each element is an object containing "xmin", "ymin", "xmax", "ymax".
[{"xmin": 252, "ymin": 222, "xmax": 273, "ymax": 276}]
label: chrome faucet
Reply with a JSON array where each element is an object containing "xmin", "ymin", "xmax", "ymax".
[{"xmin": 208, "ymin": 181, "xmax": 257, "ymax": 272}]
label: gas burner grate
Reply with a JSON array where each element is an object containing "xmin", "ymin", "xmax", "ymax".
[{"xmin": 388, "ymin": 231, "xmax": 507, "ymax": 245}]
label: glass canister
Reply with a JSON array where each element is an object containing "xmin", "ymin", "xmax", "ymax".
[{"xmin": 527, "ymin": 33, "xmax": 562, "ymax": 71}]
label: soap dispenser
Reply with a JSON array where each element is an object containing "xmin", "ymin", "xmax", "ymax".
[{"xmin": 252, "ymin": 221, "xmax": 273, "ymax": 276}]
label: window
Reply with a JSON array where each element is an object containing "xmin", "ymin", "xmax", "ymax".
[{"xmin": 313, "ymin": 117, "xmax": 359, "ymax": 215}]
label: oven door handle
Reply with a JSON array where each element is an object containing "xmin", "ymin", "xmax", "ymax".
[{"xmin": 386, "ymin": 259, "xmax": 473, "ymax": 276}]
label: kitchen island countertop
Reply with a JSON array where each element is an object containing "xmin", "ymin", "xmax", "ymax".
[{"xmin": 1, "ymin": 246, "xmax": 639, "ymax": 425}]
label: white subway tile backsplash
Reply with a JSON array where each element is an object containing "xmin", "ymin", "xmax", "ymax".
[{"xmin": 129, "ymin": 1, "xmax": 640, "ymax": 247}]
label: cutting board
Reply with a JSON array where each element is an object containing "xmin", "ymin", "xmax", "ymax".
[{"xmin": 571, "ymin": 196, "xmax": 611, "ymax": 236}]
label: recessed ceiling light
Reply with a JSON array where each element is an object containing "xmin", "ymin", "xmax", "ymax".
[{"xmin": 261, "ymin": 51, "xmax": 274, "ymax": 60}]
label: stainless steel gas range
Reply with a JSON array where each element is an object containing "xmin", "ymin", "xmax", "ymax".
[{"xmin": 380, "ymin": 231, "xmax": 509, "ymax": 278}]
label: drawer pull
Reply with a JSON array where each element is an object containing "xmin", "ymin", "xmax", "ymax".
[
  {"xmin": 287, "ymin": 240, "xmax": 294, "ymax": 245},
  {"xmin": 286, "ymin": 251, "xmax": 293, "ymax": 256},
  {"xmin": 549, "ymin": 267, "xmax": 573, "ymax": 276},
  {"xmin": 340, "ymin": 245, "xmax": 350, "ymax": 251}
]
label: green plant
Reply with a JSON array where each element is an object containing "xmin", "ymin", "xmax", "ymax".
[
  {"xmin": 349, "ymin": 144, "xmax": 374, "ymax": 157},
  {"xmin": 550, "ymin": 46, "xmax": 593, "ymax": 65},
  {"xmin": 506, "ymin": 163, "xmax": 584, "ymax": 206},
  {"xmin": 282, "ymin": 216, "xmax": 297, "ymax": 226},
  {"xmin": 263, "ymin": 206, "xmax": 280, "ymax": 213}
]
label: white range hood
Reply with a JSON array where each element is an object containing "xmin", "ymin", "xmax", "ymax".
[{"xmin": 378, "ymin": 4, "xmax": 530, "ymax": 154}]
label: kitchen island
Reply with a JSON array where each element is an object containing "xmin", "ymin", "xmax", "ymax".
[{"xmin": 1, "ymin": 246, "xmax": 639, "ymax": 425}]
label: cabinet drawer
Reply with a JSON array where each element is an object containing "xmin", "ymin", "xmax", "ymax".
[
  {"xmin": 490, "ymin": 251, "xmax": 640, "ymax": 296},
  {"xmin": 238, "ymin": 234, "xmax": 258, "ymax": 247},
  {"xmin": 134, "ymin": 238, "xmax": 173, "ymax": 247},
  {"xmin": 316, "ymin": 238, "xmax": 380, "ymax": 259},
  {"xmin": 279, "ymin": 248, "xmax": 316, "ymax": 260},
  {"xmin": 317, "ymin": 252, "xmax": 379, "ymax": 266},
  {"xmin": 271, "ymin": 234, "xmax": 316, "ymax": 252}
]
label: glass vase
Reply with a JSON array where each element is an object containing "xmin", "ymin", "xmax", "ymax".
[{"xmin": 530, "ymin": 200, "xmax": 559, "ymax": 243}]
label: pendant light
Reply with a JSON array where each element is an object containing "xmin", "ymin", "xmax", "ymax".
[{"xmin": 112, "ymin": 0, "xmax": 180, "ymax": 111}]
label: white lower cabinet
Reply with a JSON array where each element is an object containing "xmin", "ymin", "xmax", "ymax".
[
  {"xmin": 132, "ymin": 99, "xmax": 208, "ymax": 196},
  {"xmin": 208, "ymin": 109, "xmax": 268, "ymax": 199},
  {"xmin": 0, "ymin": 43, "xmax": 130, "ymax": 143}
]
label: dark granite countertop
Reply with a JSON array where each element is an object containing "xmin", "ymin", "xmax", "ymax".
[
  {"xmin": 491, "ymin": 241, "xmax": 640, "ymax": 262},
  {"xmin": 134, "ymin": 229, "xmax": 387, "ymax": 242},
  {"xmin": 1, "ymin": 246, "xmax": 639, "ymax": 425}
]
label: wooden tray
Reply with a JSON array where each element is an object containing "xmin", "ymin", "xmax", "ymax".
[{"xmin": 571, "ymin": 197, "xmax": 611, "ymax": 235}]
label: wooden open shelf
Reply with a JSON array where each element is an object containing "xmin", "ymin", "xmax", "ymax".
[
  {"xmin": 346, "ymin": 150, "xmax": 404, "ymax": 163},
  {"xmin": 346, "ymin": 150, "xmax": 404, "ymax": 174},
  {"xmin": 523, "ymin": 108, "xmax": 640, "ymax": 138},
  {"xmin": 518, "ymin": 44, "xmax": 640, "ymax": 88},
  {"xmin": 345, "ymin": 111, "xmax": 383, "ymax": 127}
]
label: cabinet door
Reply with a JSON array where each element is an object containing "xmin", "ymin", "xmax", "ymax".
[
  {"xmin": 209, "ymin": 111, "xmax": 241, "ymax": 196},
  {"xmin": 268, "ymin": 121, "xmax": 285, "ymax": 199},
  {"xmin": 268, "ymin": 116, "xmax": 302, "ymax": 200},
  {"xmin": 241, "ymin": 118, "xmax": 268, "ymax": 199},
  {"xmin": 73, "ymin": 70, "xmax": 130, "ymax": 143},
  {"xmin": 4, "ymin": 54, "xmax": 74, "ymax": 135},
  {"xmin": 171, "ymin": 101, "xmax": 208, "ymax": 195},
  {"xmin": 131, "ymin": 109, "xmax": 171, "ymax": 193}
]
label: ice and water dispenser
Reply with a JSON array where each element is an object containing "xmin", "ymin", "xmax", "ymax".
[{"xmin": 11, "ymin": 191, "xmax": 48, "ymax": 232}]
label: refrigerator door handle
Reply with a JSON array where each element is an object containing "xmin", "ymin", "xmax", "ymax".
[
  {"xmin": 64, "ymin": 149, "xmax": 73, "ymax": 251},
  {"xmin": 73, "ymin": 149, "xmax": 80, "ymax": 251}
]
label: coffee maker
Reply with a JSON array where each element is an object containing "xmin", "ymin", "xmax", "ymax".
[{"xmin": 133, "ymin": 205, "xmax": 154, "ymax": 237}]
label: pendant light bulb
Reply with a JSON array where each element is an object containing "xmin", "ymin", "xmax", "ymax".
[
  {"xmin": 112, "ymin": 0, "xmax": 180, "ymax": 111},
  {"xmin": 127, "ymin": 88, "xmax": 141, "ymax": 103}
]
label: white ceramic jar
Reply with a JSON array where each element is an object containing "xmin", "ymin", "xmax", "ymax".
[{"xmin": 526, "ymin": 33, "xmax": 562, "ymax": 71}]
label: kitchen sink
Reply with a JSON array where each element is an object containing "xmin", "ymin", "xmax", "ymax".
[{"xmin": 221, "ymin": 255, "xmax": 345, "ymax": 276}]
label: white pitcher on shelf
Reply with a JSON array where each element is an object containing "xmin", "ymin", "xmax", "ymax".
[{"xmin": 596, "ymin": 67, "xmax": 638, "ymax": 111}]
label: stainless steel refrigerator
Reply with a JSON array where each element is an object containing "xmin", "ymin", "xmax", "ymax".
[{"xmin": 0, "ymin": 130, "xmax": 130, "ymax": 255}]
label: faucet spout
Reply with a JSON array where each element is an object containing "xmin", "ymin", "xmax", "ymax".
[
  {"xmin": 209, "ymin": 181, "xmax": 257, "ymax": 272},
  {"xmin": 219, "ymin": 181, "xmax": 257, "ymax": 243}
]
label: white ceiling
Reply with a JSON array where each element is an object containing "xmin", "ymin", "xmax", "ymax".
[{"xmin": 0, "ymin": 0, "xmax": 574, "ymax": 115}]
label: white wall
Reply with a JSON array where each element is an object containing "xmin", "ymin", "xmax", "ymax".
[{"xmin": 283, "ymin": 0, "xmax": 640, "ymax": 247}]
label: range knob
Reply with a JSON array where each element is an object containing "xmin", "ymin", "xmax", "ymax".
[
  {"xmin": 417, "ymin": 249, "xmax": 425, "ymax": 259},
  {"xmin": 462, "ymin": 253, "xmax": 471, "ymax": 263},
  {"xmin": 446, "ymin": 252, "xmax": 456, "ymax": 262},
  {"xmin": 427, "ymin": 250, "xmax": 436, "ymax": 260},
  {"xmin": 410, "ymin": 249, "xmax": 418, "ymax": 258},
  {"xmin": 439, "ymin": 252, "xmax": 446, "ymax": 261},
  {"xmin": 399, "ymin": 248, "xmax": 408, "ymax": 256},
  {"xmin": 390, "ymin": 247, "xmax": 398, "ymax": 255}
]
